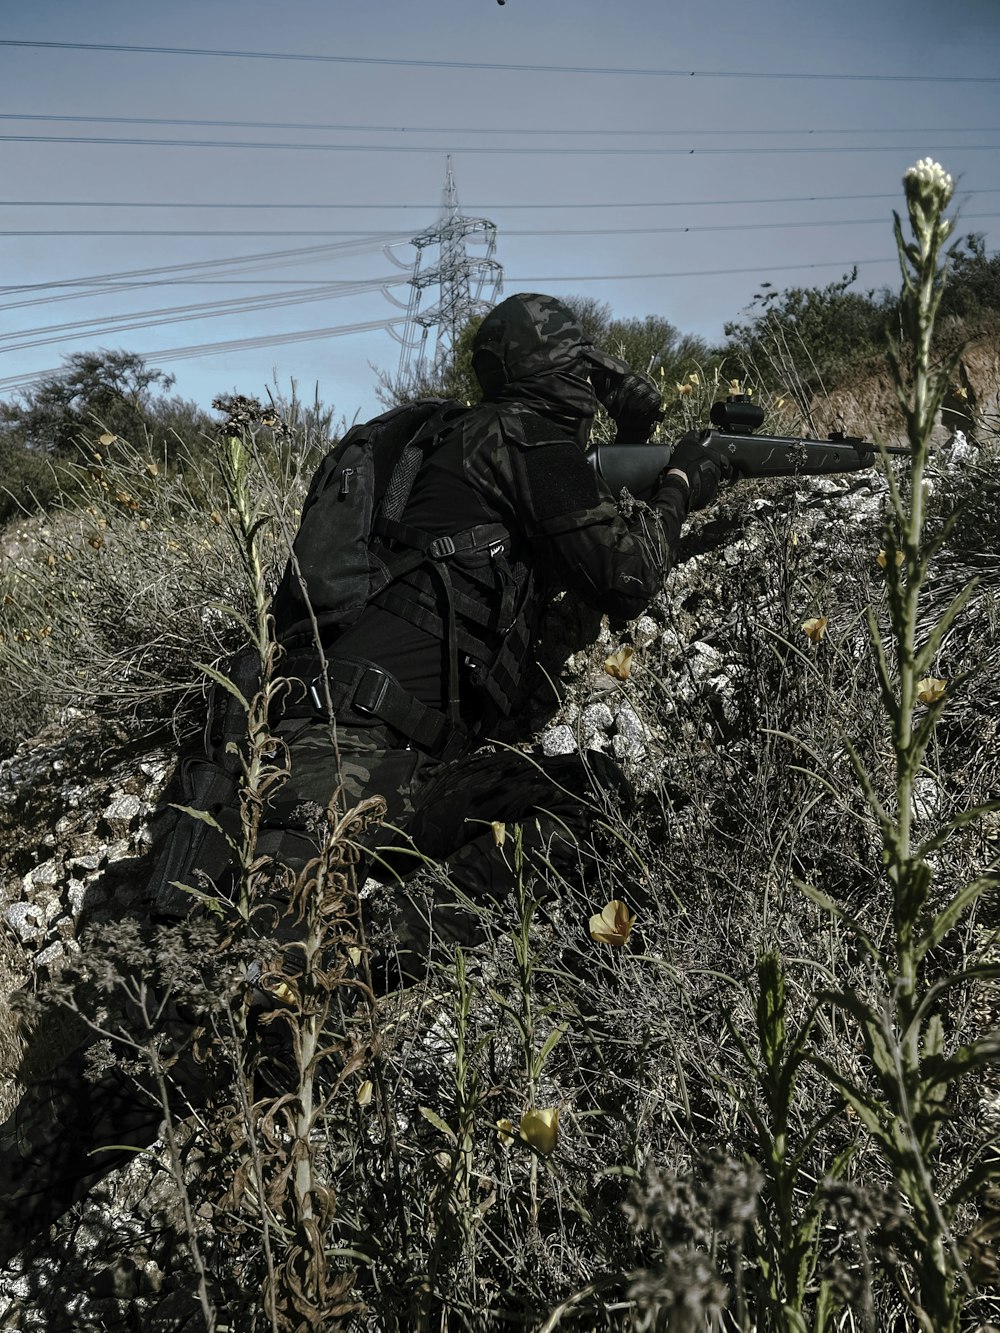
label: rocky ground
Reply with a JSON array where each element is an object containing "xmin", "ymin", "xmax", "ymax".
[{"xmin": 0, "ymin": 420, "xmax": 996, "ymax": 1330}]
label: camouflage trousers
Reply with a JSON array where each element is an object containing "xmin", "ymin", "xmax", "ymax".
[{"xmin": 258, "ymin": 719, "xmax": 622, "ymax": 989}]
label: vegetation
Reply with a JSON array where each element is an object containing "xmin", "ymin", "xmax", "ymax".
[
  {"xmin": 0, "ymin": 350, "xmax": 219, "ymax": 524},
  {"xmin": 722, "ymin": 231, "xmax": 1000, "ymax": 412},
  {"xmin": 377, "ymin": 297, "xmax": 709, "ymax": 425},
  {"xmin": 0, "ymin": 166, "xmax": 998, "ymax": 1331}
]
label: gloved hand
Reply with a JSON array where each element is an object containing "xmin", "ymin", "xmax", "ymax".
[
  {"xmin": 661, "ymin": 432, "xmax": 732, "ymax": 511},
  {"xmin": 593, "ymin": 370, "xmax": 663, "ymax": 444}
]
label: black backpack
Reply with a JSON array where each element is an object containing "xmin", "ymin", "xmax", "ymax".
[
  {"xmin": 146, "ymin": 399, "xmax": 470, "ymax": 918},
  {"xmin": 270, "ymin": 397, "xmax": 469, "ymax": 644},
  {"xmin": 270, "ymin": 394, "xmax": 538, "ymax": 749}
]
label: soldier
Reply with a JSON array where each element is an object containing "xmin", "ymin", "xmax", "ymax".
[
  {"xmin": 254, "ymin": 292, "xmax": 720, "ymax": 927},
  {"xmin": 0, "ymin": 292, "xmax": 724, "ymax": 1261}
]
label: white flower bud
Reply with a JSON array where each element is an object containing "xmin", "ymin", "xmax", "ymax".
[{"xmin": 903, "ymin": 158, "xmax": 955, "ymax": 211}]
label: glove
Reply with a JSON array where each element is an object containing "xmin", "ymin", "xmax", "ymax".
[
  {"xmin": 662, "ymin": 432, "xmax": 732, "ymax": 511},
  {"xmin": 593, "ymin": 370, "xmax": 663, "ymax": 444}
]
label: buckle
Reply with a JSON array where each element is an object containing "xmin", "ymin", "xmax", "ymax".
[
  {"xmin": 429, "ymin": 534, "xmax": 456, "ymax": 559},
  {"xmin": 354, "ymin": 667, "xmax": 390, "ymax": 716}
]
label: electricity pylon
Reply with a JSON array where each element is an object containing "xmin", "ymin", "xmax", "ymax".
[{"xmin": 388, "ymin": 156, "xmax": 503, "ymax": 386}]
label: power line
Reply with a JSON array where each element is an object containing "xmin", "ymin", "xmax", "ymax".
[
  {"xmin": 0, "ymin": 228, "xmax": 414, "ymax": 237},
  {"xmin": 0, "ymin": 39, "xmax": 995, "ymax": 84},
  {"xmin": 3, "ymin": 132, "xmax": 999, "ymax": 156},
  {"xmin": 0, "ymin": 277, "xmax": 409, "ymax": 351},
  {"xmin": 0, "ymin": 237, "xmax": 409, "ymax": 295},
  {"xmin": 2, "ymin": 111, "xmax": 998, "ymax": 138},
  {"xmin": 2, "ymin": 188, "xmax": 998, "ymax": 213},
  {"xmin": 0, "ymin": 246, "xmax": 984, "ymax": 396},
  {"xmin": 0, "ymin": 315, "xmax": 410, "ymax": 392},
  {"xmin": 0, "ymin": 275, "xmax": 407, "ymax": 315},
  {"xmin": 3, "ymin": 211, "xmax": 997, "ymax": 239}
]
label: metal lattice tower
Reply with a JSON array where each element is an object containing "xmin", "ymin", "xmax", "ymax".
[{"xmin": 388, "ymin": 157, "xmax": 503, "ymax": 385}]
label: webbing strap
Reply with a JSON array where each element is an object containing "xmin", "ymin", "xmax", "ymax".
[
  {"xmin": 373, "ymin": 515, "xmax": 509, "ymax": 560},
  {"xmin": 282, "ymin": 655, "xmax": 467, "ymax": 759}
]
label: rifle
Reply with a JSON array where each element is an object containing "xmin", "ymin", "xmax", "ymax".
[{"xmin": 588, "ymin": 395, "xmax": 910, "ymax": 497}]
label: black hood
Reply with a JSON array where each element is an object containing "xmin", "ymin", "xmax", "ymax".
[{"xmin": 472, "ymin": 292, "xmax": 631, "ymax": 441}]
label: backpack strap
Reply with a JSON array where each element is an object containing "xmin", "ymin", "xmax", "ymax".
[
  {"xmin": 280, "ymin": 654, "xmax": 468, "ymax": 761},
  {"xmin": 370, "ymin": 517, "xmax": 511, "ymax": 726},
  {"xmin": 378, "ymin": 399, "xmax": 467, "ymax": 522}
]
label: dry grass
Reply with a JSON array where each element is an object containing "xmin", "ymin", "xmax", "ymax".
[{"xmin": 1, "ymin": 182, "xmax": 999, "ymax": 1328}]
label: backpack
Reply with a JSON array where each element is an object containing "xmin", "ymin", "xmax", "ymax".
[
  {"xmin": 270, "ymin": 395, "xmax": 534, "ymax": 747},
  {"xmin": 146, "ymin": 398, "xmax": 533, "ymax": 918},
  {"xmin": 270, "ymin": 397, "xmax": 469, "ymax": 645},
  {"xmin": 146, "ymin": 400, "xmax": 470, "ymax": 919}
]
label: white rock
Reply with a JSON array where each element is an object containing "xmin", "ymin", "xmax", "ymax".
[
  {"xmin": 944, "ymin": 430, "xmax": 977, "ymax": 466},
  {"xmin": 633, "ymin": 615, "xmax": 658, "ymax": 647},
  {"xmin": 612, "ymin": 703, "xmax": 649, "ymax": 764},
  {"xmin": 66, "ymin": 879, "xmax": 89, "ymax": 913},
  {"xmin": 34, "ymin": 941, "xmax": 64, "ymax": 967},
  {"xmin": 68, "ymin": 852, "xmax": 102, "ymax": 873},
  {"xmin": 4, "ymin": 901, "xmax": 44, "ymax": 942},
  {"xmin": 22, "ymin": 860, "xmax": 60, "ymax": 893},
  {"xmin": 579, "ymin": 703, "xmax": 614, "ymax": 751},
  {"xmin": 912, "ymin": 775, "xmax": 941, "ymax": 822},
  {"xmin": 687, "ymin": 642, "xmax": 724, "ymax": 681},
  {"xmin": 541, "ymin": 725, "xmax": 577, "ymax": 757},
  {"xmin": 104, "ymin": 793, "xmax": 143, "ymax": 829}
]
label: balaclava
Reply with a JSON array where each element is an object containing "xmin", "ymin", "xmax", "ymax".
[{"xmin": 471, "ymin": 293, "xmax": 631, "ymax": 447}]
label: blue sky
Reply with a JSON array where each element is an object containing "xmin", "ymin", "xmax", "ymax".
[{"xmin": 1, "ymin": 0, "xmax": 998, "ymax": 424}]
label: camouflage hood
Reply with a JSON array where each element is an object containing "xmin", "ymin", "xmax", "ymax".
[{"xmin": 472, "ymin": 293, "xmax": 630, "ymax": 441}]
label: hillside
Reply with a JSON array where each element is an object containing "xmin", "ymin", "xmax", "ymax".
[
  {"xmin": 1, "ymin": 196, "xmax": 999, "ymax": 1327},
  {"xmin": 0, "ymin": 406, "xmax": 997, "ymax": 1327}
]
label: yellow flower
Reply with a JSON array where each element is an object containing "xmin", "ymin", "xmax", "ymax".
[
  {"xmin": 589, "ymin": 899, "xmax": 637, "ymax": 948},
  {"xmin": 146, "ymin": 460, "xmax": 160, "ymax": 476},
  {"xmin": 687, "ymin": 372, "xmax": 700, "ymax": 385},
  {"xmin": 491, "ymin": 821, "xmax": 507, "ymax": 848},
  {"xmin": 348, "ymin": 946, "xmax": 363, "ymax": 968},
  {"xmin": 728, "ymin": 379, "xmax": 743, "ymax": 394},
  {"xmin": 604, "ymin": 647, "xmax": 634, "ymax": 680},
  {"xmin": 98, "ymin": 432, "xmax": 116, "ymax": 446},
  {"xmin": 917, "ymin": 677, "xmax": 947, "ymax": 705},
  {"xmin": 357, "ymin": 1080, "xmax": 374, "ymax": 1107},
  {"xmin": 520, "ymin": 1107, "xmax": 559, "ymax": 1155},
  {"xmin": 876, "ymin": 549, "xmax": 905, "ymax": 570},
  {"xmin": 496, "ymin": 1118, "xmax": 516, "ymax": 1149},
  {"xmin": 801, "ymin": 617, "xmax": 828, "ymax": 643}
]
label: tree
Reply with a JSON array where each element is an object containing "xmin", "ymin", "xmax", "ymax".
[
  {"xmin": 0, "ymin": 350, "xmax": 215, "ymax": 526},
  {"xmin": 722, "ymin": 270, "xmax": 897, "ymax": 397},
  {"xmin": 6, "ymin": 350, "xmax": 177, "ymax": 456},
  {"xmin": 939, "ymin": 232, "xmax": 1000, "ymax": 321}
]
